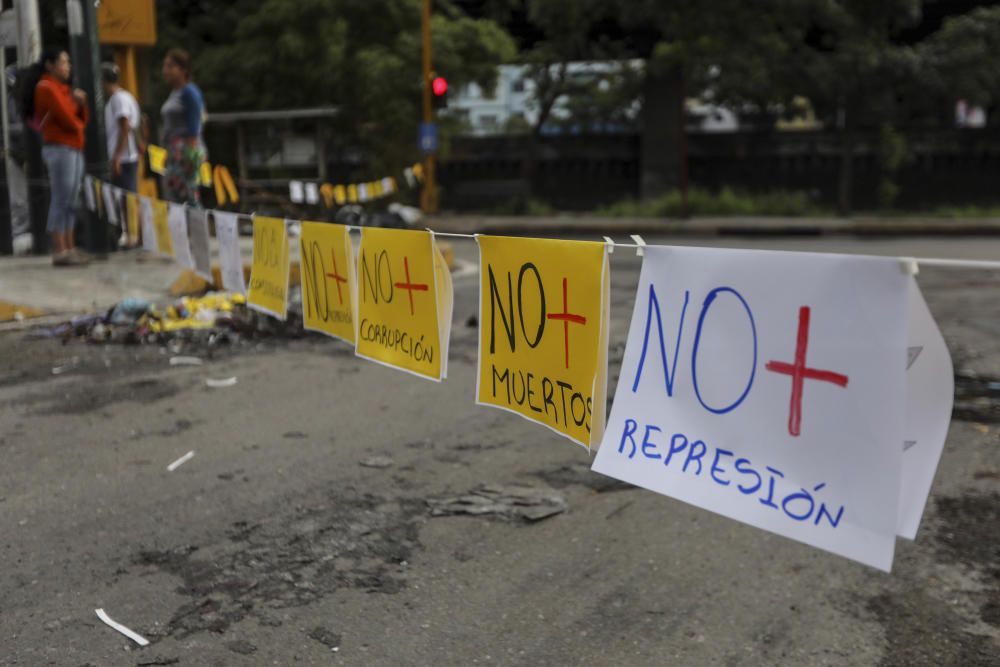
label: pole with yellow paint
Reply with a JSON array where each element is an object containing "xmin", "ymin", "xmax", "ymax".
[{"xmin": 420, "ymin": 0, "xmax": 439, "ymax": 213}]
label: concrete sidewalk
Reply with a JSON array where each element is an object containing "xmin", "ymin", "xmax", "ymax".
[
  {"xmin": 0, "ymin": 252, "xmax": 186, "ymax": 324},
  {"xmin": 427, "ymin": 214, "xmax": 1000, "ymax": 236},
  {"xmin": 0, "ymin": 237, "xmax": 260, "ymax": 325}
]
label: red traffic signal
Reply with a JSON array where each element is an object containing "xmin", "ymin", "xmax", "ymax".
[{"xmin": 431, "ymin": 76, "xmax": 448, "ymax": 97}]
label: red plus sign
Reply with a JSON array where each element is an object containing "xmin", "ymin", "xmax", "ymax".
[
  {"xmin": 765, "ymin": 306, "xmax": 849, "ymax": 437},
  {"xmin": 546, "ymin": 277, "xmax": 587, "ymax": 369},
  {"xmin": 393, "ymin": 256, "xmax": 429, "ymax": 315},
  {"xmin": 325, "ymin": 249, "xmax": 349, "ymax": 305}
]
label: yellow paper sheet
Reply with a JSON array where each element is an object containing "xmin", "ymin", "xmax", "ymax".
[
  {"xmin": 355, "ymin": 228, "xmax": 451, "ymax": 381},
  {"xmin": 124, "ymin": 192, "xmax": 140, "ymax": 243},
  {"xmin": 247, "ymin": 216, "xmax": 290, "ymax": 320},
  {"xmin": 300, "ymin": 222, "xmax": 356, "ymax": 343},
  {"xmin": 148, "ymin": 144, "xmax": 167, "ymax": 174},
  {"xmin": 475, "ymin": 235, "xmax": 610, "ymax": 449},
  {"xmin": 152, "ymin": 199, "xmax": 173, "ymax": 256}
]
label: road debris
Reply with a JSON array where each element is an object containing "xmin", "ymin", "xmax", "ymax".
[
  {"xmin": 167, "ymin": 451, "xmax": 196, "ymax": 472},
  {"xmin": 94, "ymin": 608, "xmax": 150, "ymax": 646},
  {"xmin": 27, "ymin": 291, "xmax": 306, "ymax": 350},
  {"xmin": 307, "ymin": 626, "xmax": 342, "ymax": 651},
  {"xmin": 205, "ymin": 377, "xmax": 238, "ymax": 388},
  {"xmin": 169, "ymin": 356, "xmax": 203, "ymax": 366},
  {"xmin": 50, "ymin": 356, "xmax": 80, "ymax": 376},
  {"xmin": 428, "ymin": 484, "xmax": 567, "ymax": 522},
  {"xmin": 225, "ymin": 639, "xmax": 258, "ymax": 655},
  {"xmin": 359, "ymin": 456, "xmax": 394, "ymax": 469}
]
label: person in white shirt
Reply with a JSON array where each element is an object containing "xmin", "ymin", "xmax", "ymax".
[{"xmin": 100, "ymin": 63, "xmax": 142, "ymax": 192}]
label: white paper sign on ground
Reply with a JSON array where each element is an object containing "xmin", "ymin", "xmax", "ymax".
[
  {"xmin": 167, "ymin": 203, "xmax": 195, "ymax": 269},
  {"xmin": 898, "ymin": 277, "xmax": 954, "ymax": 539},
  {"xmin": 187, "ymin": 208, "xmax": 213, "ymax": 280},
  {"xmin": 591, "ymin": 245, "xmax": 909, "ymax": 571},
  {"xmin": 214, "ymin": 211, "xmax": 246, "ymax": 295},
  {"xmin": 139, "ymin": 197, "xmax": 157, "ymax": 252},
  {"xmin": 102, "ymin": 184, "xmax": 120, "ymax": 225}
]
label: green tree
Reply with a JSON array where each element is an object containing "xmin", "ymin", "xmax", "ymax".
[
  {"xmin": 921, "ymin": 5, "xmax": 1000, "ymax": 109},
  {"xmin": 155, "ymin": 0, "xmax": 515, "ymax": 173},
  {"xmin": 619, "ymin": 0, "xmax": 971, "ymax": 214},
  {"xmin": 513, "ymin": 0, "xmax": 637, "ymax": 135}
]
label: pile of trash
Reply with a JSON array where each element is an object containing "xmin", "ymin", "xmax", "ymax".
[{"xmin": 31, "ymin": 290, "xmax": 305, "ymax": 346}]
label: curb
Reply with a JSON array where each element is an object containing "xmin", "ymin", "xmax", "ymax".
[{"xmin": 425, "ymin": 216, "xmax": 1000, "ymax": 238}]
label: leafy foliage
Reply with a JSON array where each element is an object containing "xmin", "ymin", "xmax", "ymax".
[{"xmin": 154, "ymin": 0, "xmax": 515, "ymax": 171}]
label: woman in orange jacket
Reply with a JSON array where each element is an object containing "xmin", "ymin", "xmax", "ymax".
[{"xmin": 28, "ymin": 48, "xmax": 90, "ymax": 266}]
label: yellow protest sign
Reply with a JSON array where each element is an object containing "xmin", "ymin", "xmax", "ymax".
[
  {"xmin": 334, "ymin": 185, "xmax": 346, "ymax": 205},
  {"xmin": 320, "ymin": 183, "xmax": 336, "ymax": 208},
  {"xmin": 148, "ymin": 144, "xmax": 167, "ymax": 174},
  {"xmin": 152, "ymin": 199, "xmax": 173, "ymax": 256},
  {"xmin": 213, "ymin": 165, "xmax": 239, "ymax": 204},
  {"xmin": 476, "ymin": 236, "xmax": 610, "ymax": 449},
  {"xmin": 93, "ymin": 179, "xmax": 104, "ymax": 218},
  {"xmin": 97, "ymin": 0, "xmax": 156, "ymax": 46},
  {"xmin": 125, "ymin": 192, "xmax": 140, "ymax": 243},
  {"xmin": 356, "ymin": 228, "xmax": 452, "ymax": 381},
  {"xmin": 300, "ymin": 222, "xmax": 356, "ymax": 343},
  {"xmin": 199, "ymin": 162, "xmax": 212, "ymax": 187},
  {"xmin": 248, "ymin": 216, "xmax": 291, "ymax": 320}
]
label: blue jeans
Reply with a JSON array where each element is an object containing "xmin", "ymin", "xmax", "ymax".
[
  {"xmin": 112, "ymin": 160, "xmax": 139, "ymax": 192},
  {"xmin": 41, "ymin": 144, "xmax": 84, "ymax": 234}
]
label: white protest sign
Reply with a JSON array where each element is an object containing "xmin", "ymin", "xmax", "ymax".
[
  {"xmin": 304, "ymin": 182, "xmax": 320, "ymax": 205},
  {"xmin": 167, "ymin": 203, "xmax": 195, "ymax": 269},
  {"xmin": 0, "ymin": 9, "xmax": 18, "ymax": 48},
  {"xmin": 139, "ymin": 197, "xmax": 157, "ymax": 252},
  {"xmin": 187, "ymin": 208, "xmax": 213, "ymax": 281},
  {"xmin": 102, "ymin": 184, "xmax": 120, "ymax": 225},
  {"xmin": 898, "ymin": 277, "xmax": 954, "ymax": 539},
  {"xmin": 214, "ymin": 211, "xmax": 246, "ymax": 295},
  {"xmin": 83, "ymin": 175, "xmax": 96, "ymax": 212},
  {"xmin": 289, "ymin": 180, "xmax": 304, "ymax": 203},
  {"xmin": 591, "ymin": 245, "xmax": 909, "ymax": 571}
]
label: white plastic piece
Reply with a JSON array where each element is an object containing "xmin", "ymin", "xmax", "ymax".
[
  {"xmin": 205, "ymin": 376, "xmax": 238, "ymax": 388},
  {"xmin": 94, "ymin": 608, "xmax": 149, "ymax": 646},
  {"xmin": 167, "ymin": 450, "xmax": 195, "ymax": 472},
  {"xmin": 900, "ymin": 257, "xmax": 920, "ymax": 276},
  {"xmin": 630, "ymin": 234, "xmax": 646, "ymax": 256},
  {"xmin": 603, "ymin": 236, "xmax": 615, "ymax": 254}
]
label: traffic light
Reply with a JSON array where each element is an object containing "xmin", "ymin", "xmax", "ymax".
[{"xmin": 431, "ymin": 73, "xmax": 448, "ymax": 109}]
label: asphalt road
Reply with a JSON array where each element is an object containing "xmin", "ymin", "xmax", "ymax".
[{"xmin": 0, "ymin": 235, "xmax": 998, "ymax": 666}]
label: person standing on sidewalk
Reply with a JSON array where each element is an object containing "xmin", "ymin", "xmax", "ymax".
[
  {"xmin": 160, "ymin": 49, "xmax": 206, "ymax": 207},
  {"xmin": 27, "ymin": 48, "xmax": 89, "ymax": 266},
  {"xmin": 101, "ymin": 63, "xmax": 141, "ymax": 193}
]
